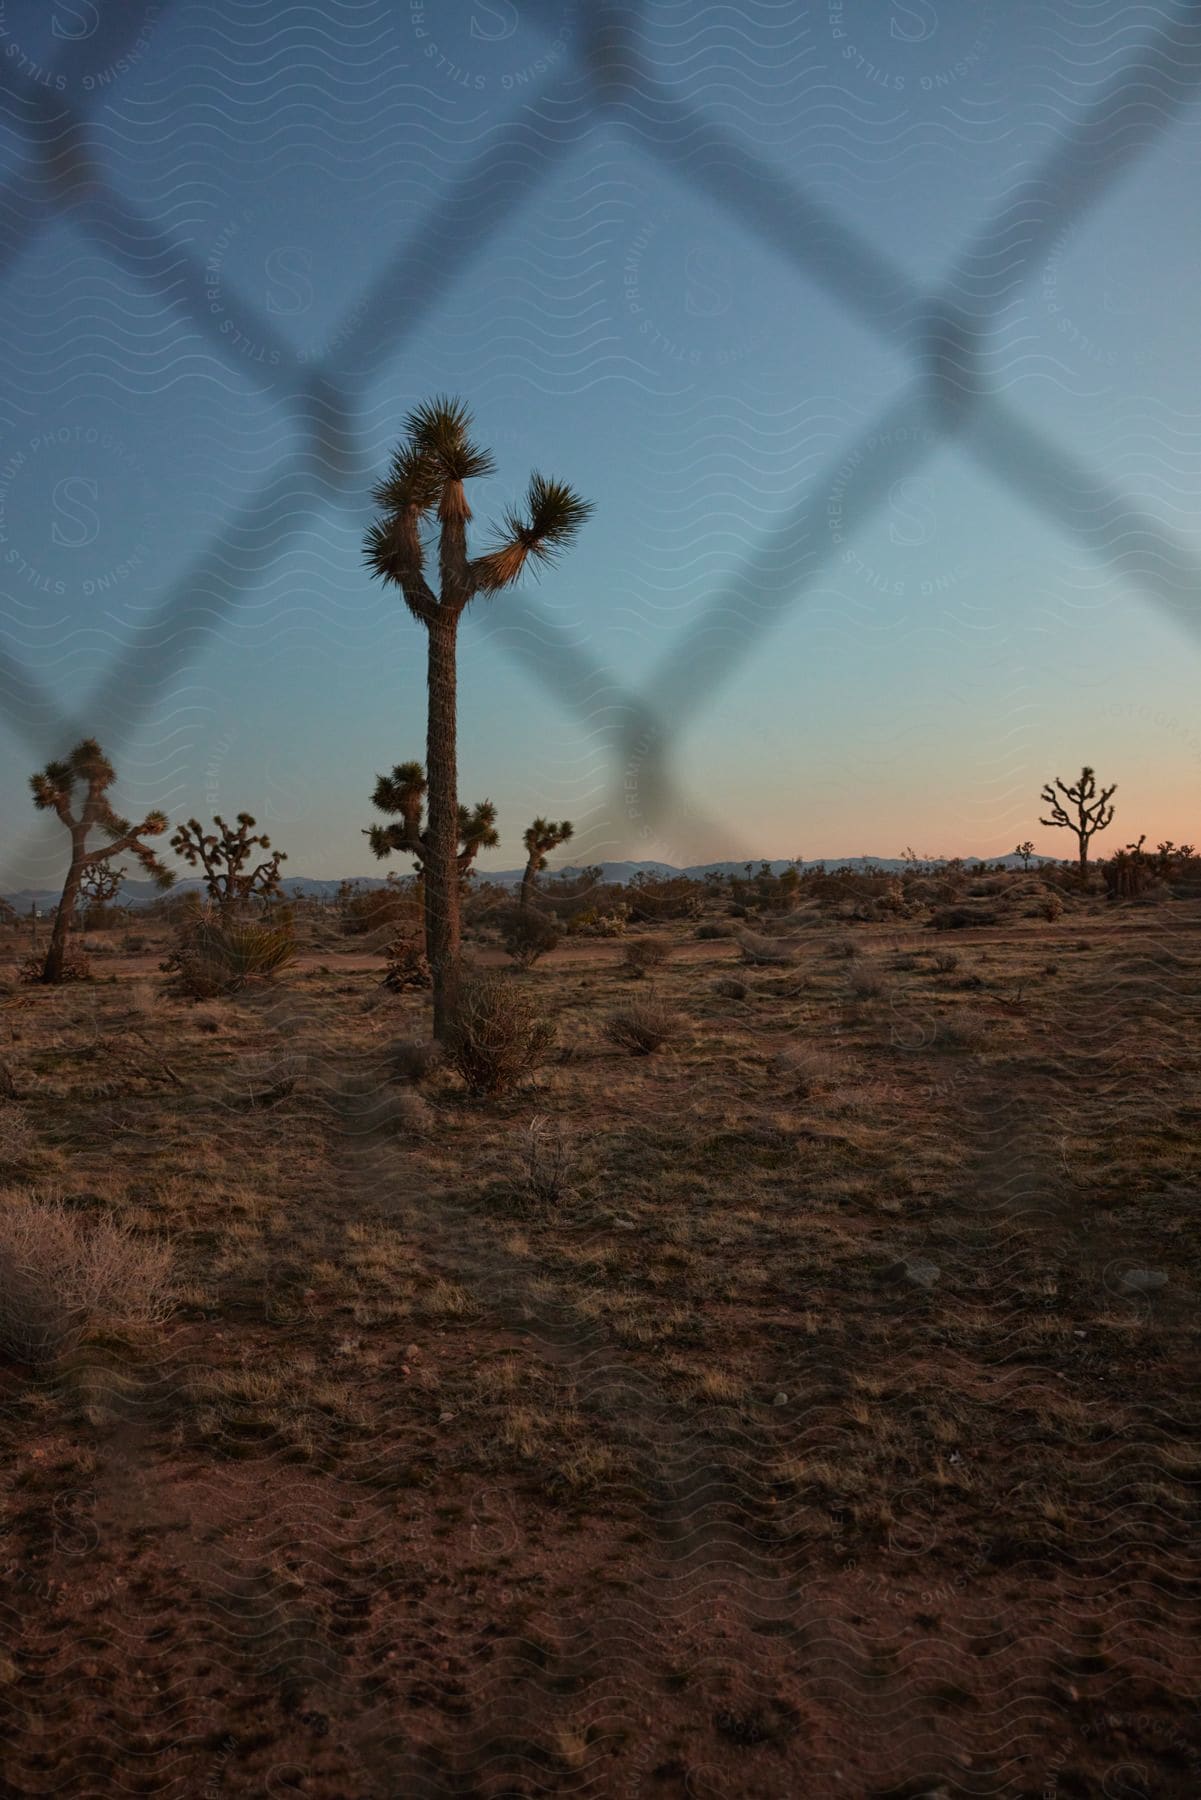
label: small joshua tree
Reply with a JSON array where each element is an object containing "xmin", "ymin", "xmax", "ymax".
[
  {"xmin": 365, "ymin": 761, "xmax": 498, "ymax": 883},
  {"xmin": 364, "ymin": 396, "xmax": 593, "ymax": 1039},
  {"xmin": 1014, "ymin": 840, "xmax": 1035, "ymax": 871},
  {"xmin": 78, "ymin": 862, "xmax": 125, "ymax": 912},
  {"xmin": 1039, "ymin": 766, "xmax": 1116, "ymax": 877},
  {"xmin": 30, "ymin": 738, "xmax": 173, "ymax": 983},
  {"xmin": 170, "ymin": 813, "xmax": 287, "ymax": 910},
  {"xmin": 520, "ymin": 817, "xmax": 573, "ymax": 911}
]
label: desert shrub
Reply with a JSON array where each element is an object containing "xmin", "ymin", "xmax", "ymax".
[
  {"xmin": 695, "ymin": 920, "xmax": 733, "ymax": 940},
  {"xmin": 1039, "ymin": 892, "xmax": 1064, "ymax": 923},
  {"xmin": 341, "ymin": 886, "xmax": 421, "ymax": 938},
  {"xmin": 21, "ymin": 947, "xmax": 90, "ymax": 984},
  {"xmin": 929, "ymin": 905, "xmax": 999, "ymax": 931},
  {"xmin": 737, "ymin": 931, "xmax": 795, "ymax": 967},
  {"xmin": 827, "ymin": 938, "xmax": 858, "ymax": 960},
  {"xmin": 713, "ymin": 977, "xmax": 749, "ymax": 1000},
  {"xmin": 625, "ymin": 877, "xmax": 704, "ymax": 923},
  {"xmin": 728, "ymin": 903, "xmax": 750, "ymax": 920},
  {"xmin": 390, "ymin": 1038, "xmax": 441, "ymax": 1084},
  {"xmin": 380, "ymin": 937, "xmax": 432, "ymax": 992},
  {"xmin": 565, "ymin": 907, "xmax": 627, "ymax": 938},
  {"xmin": 933, "ymin": 1009, "xmax": 991, "ymax": 1051},
  {"xmin": 933, "ymin": 951, "xmax": 959, "ymax": 973},
  {"xmin": 448, "ymin": 974, "xmax": 557, "ymax": 1097},
  {"xmin": 162, "ymin": 914, "xmax": 296, "ymax": 998},
  {"xmin": 517, "ymin": 1114, "xmax": 579, "ymax": 1205},
  {"xmin": 0, "ymin": 1106, "xmax": 38, "ymax": 1176},
  {"xmin": 0, "ymin": 1192, "xmax": 172, "ymax": 1367},
  {"xmin": 603, "ymin": 997, "xmax": 682, "ymax": 1055},
  {"xmin": 121, "ymin": 932, "xmax": 149, "ymax": 953},
  {"xmin": 623, "ymin": 937, "xmax": 669, "ymax": 978},
  {"xmin": 499, "ymin": 906, "xmax": 560, "ymax": 969},
  {"xmin": 849, "ymin": 967, "xmax": 889, "ymax": 1000}
]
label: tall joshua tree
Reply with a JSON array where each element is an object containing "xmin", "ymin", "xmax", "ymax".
[
  {"xmin": 365, "ymin": 760, "xmax": 498, "ymax": 884},
  {"xmin": 1014, "ymin": 840, "xmax": 1035, "ymax": 871},
  {"xmin": 30, "ymin": 738, "xmax": 173, "ymax": 982},
  {"xmin": 364, "ymin": 397, "xmax": 593, "ymax": 1037},
  {"xmin": 1039, "ymin": 766, "xmax": 1116, "ymax": 877},
  {"xmin": 170, "ymin": 813, "xmax": 287, "ymax": 909},
  {"xmin": 520, "ymin": 817, "xmax": 573, "ymax": 911}
]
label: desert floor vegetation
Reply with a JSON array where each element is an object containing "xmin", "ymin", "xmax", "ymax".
[{"xmin": 0, "ymin": 884, "xmax": 1198, "ymax": 1795}]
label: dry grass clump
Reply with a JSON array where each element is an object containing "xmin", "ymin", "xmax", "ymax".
[
  {"xmin": 736, "ymin": 930, "xmax": 795, "ymax": 967},
  {"xmin": 933, "ymin": 1009, "xmax": 992, "ymax": 1051},
  {"xmin": 448, "ymin": 974, "xmax": 557, "ymax": 1096},
  {"xmin": 771, "ymin": 1044, "xmax": 842, "ymax": 1098},
  {"xmin": 0, "ymin": 1104, "xmax": 39, "ymax": 1176},
  {"xmin": 713, "ymin": 976, "xmax": 749, "ymax": 1001},
  {"xmin": 517, "ymin": 1114, "xmax": 580, "ymax": 1205},
  {"xmin": 622, "ymin": 937, "xmax": 670, "ymax": 978},
  {"xmin": 849, "ymin": 965, "xmax": 890, "ymax": 1000},
  {"xmin": 0, "ymin": 1190, "xmax": 172, "ymax": 1367},
  {"xmin": 603, "ymin": 997, "xmax": 682, "ymax": 1055}
]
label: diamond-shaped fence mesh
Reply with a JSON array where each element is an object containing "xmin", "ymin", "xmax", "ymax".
[{"xmin": 1, "ymin": 0, "xmax": 1199, "ymax": 867}]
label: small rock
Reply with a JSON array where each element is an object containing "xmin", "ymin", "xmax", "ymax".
[
  {"xmin": 612, "ymin": 1217, "xmax": 637, "ymax": 1231},
  {"xmin": 405, "ymin": 1343, "xmax": 421, "ymax": 1359},
  {"xmin": 1120, "ymin": 1268, "xmax": 1168, "ymax": 1293},
  {"xmin": 1073, "ymin": 1329, "xmax": 1086, "ymax": 1338},
  {"xmin": 772, "ymin": 1391, "xmax": 789, "ymax": 1407},
  {"xmin": 438, "ymin": 1411, "xmax": 456, "ymax": 1425},
  {"xmin": 905, "ymin": 1258, "xmax": 941, "ymax": 1289}
]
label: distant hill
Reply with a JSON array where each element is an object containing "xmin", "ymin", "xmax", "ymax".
[{"xmin": 1, "ymin": 854, "xmax": 1059, "ymax": 914}]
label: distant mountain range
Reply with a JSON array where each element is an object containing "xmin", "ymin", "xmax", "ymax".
[{"xmin": 2, "ymin": 855, "xmax": 1057, "ymax": 913}]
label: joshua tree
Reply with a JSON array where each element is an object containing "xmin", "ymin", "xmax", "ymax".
[
  {"xmin": 364, "ymin": 762, "xmax": 499, "ymax": 891},
  {"xmin": 78, "ymin": 862, "xmax": 126, "ymax": 918},
  {"xmin": 364, "ymin": 396, "xmax": 593, "ymax": 1037},
  {"xmin": 520, "ymin": 817, "xmax": 573, "ymax": 911},
  {"xmin": 30, "ymin": 738, "xmax": 173, "ymax": 982},
  {"xmin": 1014, "ymin": 840, "xmax": 1036, "ymax": 871},
  {"xmin": 170, "ymin": 813, "xmax": 287, "ymax": 909},
  {"xmin": 1039, "ymin": 766, "xmax": 1116, "ymax": 876}
]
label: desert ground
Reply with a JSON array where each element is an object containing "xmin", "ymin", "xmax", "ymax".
[{"xmin": 1, "ymin": 879, "xmax": 1198, "ymax": 1798}]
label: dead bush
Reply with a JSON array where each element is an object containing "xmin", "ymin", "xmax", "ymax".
[
  {"xmin": 933, "ymin": 1009, "xmax": 991, "ymax": 1051},
  {"xmin": 623, "ymin": 937, "xmax": 670, "ymax": 978},
  {"xmin": 695, "ymin": 920, "xmax": 733, "ymax": 940},
  {"xmin": 849, "ymin": 966, "xmax": 889, "ymax": 1000},
  {"xmin": 0, "ymin": 1105, "xmax": 38, "ymax": 1176},
  {"xmin": 772, "ymin": 1044, "xmax": 841, "ymax": 1098},
  {"xmin": 0, "ymin": 1192, "xmax": 173, "ymax": 1367},
  {"xmin": 21, "ymin": 947, "xmax": 90, "ymax": 984},
  {"xmin": 499, "ymin": 906, "xmax": 560, "ymax": 969},
  {"xmin": 517, "ymin": 1114, "xmax": 579, "ymax": 1205},
  {"xmin": 448, "ymin": 974, "xmax": 557, "ymax": 1097},
  {"xmin": 381, "ymin": 937, "xmax": 432, "ymax": 992},
  {"xmin": 604, "ymin": 997, "xmax": 682, "ymax": 1055},
  {"xmin": 713, "ymin": 976, "xmax": 749, "ymax": 1001}
]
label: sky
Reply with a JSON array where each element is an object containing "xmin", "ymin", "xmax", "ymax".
[{"xmin": 1, "ymin": 0, "xmax": 1199, "ymax": 888}]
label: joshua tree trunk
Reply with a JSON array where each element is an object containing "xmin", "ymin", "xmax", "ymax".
[
  {"xmin": 425, "ymin": 609, "xmax": 461, "ymax": 1039},
  {"xmin": 43, "ymin": 836, "xmax": 86, "ymax": 983},
  {"xmin": 519, "ymin": 861, "xmax": 536, "ymax": 912}
]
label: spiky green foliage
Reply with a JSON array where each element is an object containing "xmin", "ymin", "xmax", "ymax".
[
  {"xmin": 170, "ymin": 813, "xmax": 287, "ymax": 908},
  {"xmin": 30, "ymin": 738, "xmax": 173, "ymax": 982},
  {"xmin": 364, "ymin": 760, "xmax": 498, "ymax": 873},
  {"xmin": 1039, "ymin": 766, "xmax": 1117, "ymax": 873}
]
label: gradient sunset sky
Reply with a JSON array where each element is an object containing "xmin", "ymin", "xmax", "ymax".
[{"xmin": 2, "ymin": 0, "xmax": 1199, "ymax": 886}]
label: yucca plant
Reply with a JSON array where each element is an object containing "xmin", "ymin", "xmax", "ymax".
[
  {"xmin": 30, "ymin": 738, "xmax": 173, "ymax": 984},
  {"xmin": 364, "ymin": 398, "xmax": 593, "ymax": 1038},
  {"xmin": 163, "ymin": 912, "xmax": 296, "ymax": 998}
]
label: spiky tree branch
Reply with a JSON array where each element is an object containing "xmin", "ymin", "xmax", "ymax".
[
  {"xmin": 170, "ymin": 813, "xmax": 287, "ymax": 908},
  {"xmin": 520, "ymin": 817, "xmax": 573, "ymax": 910},
  {"xmin": 1039, "ymin": 765, "xmax": 1117, "ymax": 875},
  {"xmin": 364, "ymin": 396, "xmax": 592, "ymax": 1038},
  {"xmin": 364, "ymin": 761, "xmax": 498, "ymax": 878},
  {"xmin": 30, "ymin": 738, "xmax": 173, "ymax": 981}
]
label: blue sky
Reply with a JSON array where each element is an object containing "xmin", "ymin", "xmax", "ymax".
[{"xmin": 2, "ymin": 0, "xmax": 1199, "ymax": 885}]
